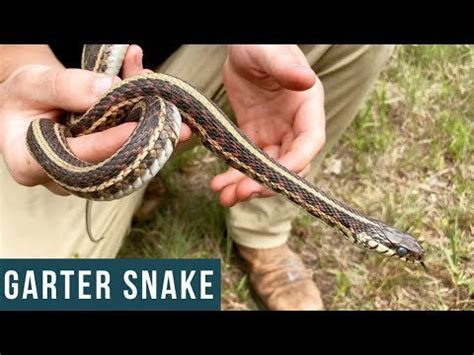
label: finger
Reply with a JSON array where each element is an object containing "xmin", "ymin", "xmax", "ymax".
[
  {"xmin": 210, "ymin": 143, "xmax": 281, "ymax": 192},
  {"xmin": 279, "ymin": 94, "xmax": 326, "ymax": 173},
  {"xmin": 235, "ymin": 163, "xmax": 311, "ymax": 202},
  {"xmin": 220, "ymin": 184, "xmax": 238, "ymax": 207},
  {"xmin": 68, "ymin": 121, "xmax": 185, "ymax": 164},
  {"xmin": 299, "ymin": 164, "xmax": 311, "ymax": 178},
  {"xmin": 272, "ymin": 64, "xmax": 317, "ymax": 91},
  {"xmin": 235, "ymin": 178, "xmax": 267, "ymax": 201},
  {"xmin": 235, "ymin": 165, "xmax": 311, "ymax": 201},
  {"xmin": 231, "ymin": 143, "xmax": 313, "ymax": 203},
  {"xmin": 210, "ymin": 167, "xmax": 246, "ymax": 192},
  {"xmin": 234, "ymin": 145, "xmax": 280, "ymax": 200},
  {"xmin": 68, "ymin": 122, "xmax": 137, "ymax": 163},
  {"xmin": 22, "ymin": 122, "xmax": 151, "ymax": 195},
  {"xmin": 276, "ymin": 133, "xmax": 323, "ymax": 174},
  {"xmin": 233, "ymin": 145, "xmax": 281, "ymax": 201},
  {"xmin": 211, "ymin": 145, "xmax": 280, "ymax": 194},
  {"xmin": 224, "ymin": 174, "xmax": 277, "ymax": 204},
  {"xmin": 233, "ymin": 163, "xmax": 311, "ymax": 204},
  {"xmin": 10, "ymin": 120, "xmax": 149, "ymax": 191},
  {"xmin": 12, "ymin": 65, "xmax": 120, "ymax": 112},
  {"xmin": 121, "ymin": 45, "xmax": 145, "ymax": 78},
  {"xmin": 256, "ymin": 46, "xmax": 317, "ymax": 91},
  {"xmin": 213, "ymin": 145, "xmax": 281, "ymax": 203},
  {"xmin": 179, "ymin": 123, "xmax": 192, "ymax": 142}
]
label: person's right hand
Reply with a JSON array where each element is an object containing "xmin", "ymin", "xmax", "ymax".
[{"xmin": 0, "ymin": 45, "xmax": 191, "ymax": 196}]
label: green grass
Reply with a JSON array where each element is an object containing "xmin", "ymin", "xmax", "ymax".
[
  {"xmin": 442, "ymin": 113, "xmax": 471, "ymax": 161},
  {"xmin": 119, "ymin": 45, "xmax": 474, "ymax": 310},
  {"xmin": 350, "ymin": 84, "xmax": 392, "ymax": 154}
]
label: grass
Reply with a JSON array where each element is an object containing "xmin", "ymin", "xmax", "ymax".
[{"xmin": 118, "ymin": 45, "xmax": 474, "ymax": 310}]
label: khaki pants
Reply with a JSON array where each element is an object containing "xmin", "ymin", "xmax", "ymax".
[{"xmin": 0, "ymin": 45, "xmax": 394, "ymax": 257}]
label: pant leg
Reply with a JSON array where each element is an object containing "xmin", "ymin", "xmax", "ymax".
[
  {"xmin": 0, "ymin": 157, "xmax": 145, "ymax": 257},
  {"xmin": 228, "ymin": 45, "xmax": 395, "ymax": 248}
]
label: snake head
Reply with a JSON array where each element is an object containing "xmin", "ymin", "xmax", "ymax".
[{"xmin": 374, "ymin": 223, "xmax": 425, "ymax": 264}]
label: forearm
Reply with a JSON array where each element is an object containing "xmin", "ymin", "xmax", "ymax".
[{"xmin": 0, "ymin": 45, "xmax": 63, "ymax": 83}]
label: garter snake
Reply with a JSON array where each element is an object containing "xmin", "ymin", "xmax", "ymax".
[{"xmin": 26, "ymin": 44, "xmax": 425, "ymax": 265}]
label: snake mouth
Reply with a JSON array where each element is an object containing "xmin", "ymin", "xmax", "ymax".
[
  {"xmin": 404, "ymin": 257, "xmax": 428, "ymax": 271},
  {"xmin": 398, "ymin": 250, "xmax": 425, "ymax": 264}
]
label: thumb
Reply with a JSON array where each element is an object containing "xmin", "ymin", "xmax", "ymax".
[
  {"xmin": 12, "ymin": 65, "xmax": 120, "ymax": 113},
  {"xmin": 255, "ymin": 45, "xmax": 317, "ymax": 91}
]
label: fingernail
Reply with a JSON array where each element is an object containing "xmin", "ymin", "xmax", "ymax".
[
  {"xmin": 93, "ymin": 76, "xmax": 114, "ymax": 97},
  {"xmin": 249, "ymin": 193, "xmax": 260, "ymax": 199}
]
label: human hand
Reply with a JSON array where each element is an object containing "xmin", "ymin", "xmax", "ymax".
[
  {"xmin": 210, "ymin": 45, "xmax": 326, "ymax": 207},
  {"xmin": 0, "ymin": 45, "xmax": 191, "ymax": 195}
]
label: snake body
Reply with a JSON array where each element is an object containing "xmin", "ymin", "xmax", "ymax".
[{"xmin": 26, "ymin": 45, "xmax": 425, "ymax": 264}]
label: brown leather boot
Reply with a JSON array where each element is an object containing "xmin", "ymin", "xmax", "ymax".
[{"xmin": 237, "ymin": 243, "xmax": 324, "ymax": 310}]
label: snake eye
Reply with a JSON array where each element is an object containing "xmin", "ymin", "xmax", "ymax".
[{"xmin": 396, "ymin": 246, "xmax": 409, "ymax": 257}]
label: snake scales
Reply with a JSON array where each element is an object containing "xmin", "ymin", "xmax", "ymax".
[{"xmin": 26, "ymin": 44, "xmax": 425, "ymax": 265}]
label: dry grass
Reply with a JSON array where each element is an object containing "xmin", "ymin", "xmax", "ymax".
[{"xmin": 119, "ymin": 45, "xmax": 474, "ymax": 310}]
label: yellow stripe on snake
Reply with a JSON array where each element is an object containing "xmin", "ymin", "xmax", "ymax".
[{"xmin": 26, "ymin": 45, "xmax": 425, "ymax": 265}]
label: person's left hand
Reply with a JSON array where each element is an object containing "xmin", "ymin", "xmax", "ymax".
[{"xmin": 210, "ymin": 45, "xmax": 326, "ymax": 207}]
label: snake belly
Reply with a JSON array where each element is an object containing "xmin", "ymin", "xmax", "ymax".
[{"xmin": 25, "ymin": 45, "xmax": 425, "ymax": 264}]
